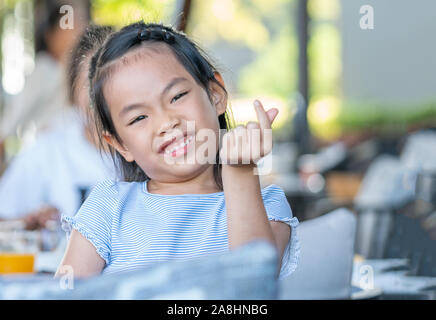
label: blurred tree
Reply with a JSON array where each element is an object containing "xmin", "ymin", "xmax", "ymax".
[
  {"xmin": 187, "ymin": 0, "xmax": 297, "ymax": 100},
  {"xmin": 91, "ymin": 0, "xmax": 175, "ymax": 27},
  {"xmin": 238, "ymin": 25, "xmax": 297, "ymax": 100}
]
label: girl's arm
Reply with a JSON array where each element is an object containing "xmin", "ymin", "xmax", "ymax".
[
  {"xmin": 222, "ymin": 164, "xmax": 290, "ymax": 275},
  {"xmin": 270, "ymin": 220, "xmax": 291, "ymax": 267},
  {"xmin": 55, "ymin": 229, "xmax": 105, "ymax": 278},
  {"xmin": 222, "ymin": 164, "xmax": 276, "ymax": 248},
  {"xmin": 220, "ymin": 100, "xmax": 290, "ymax": 275}
]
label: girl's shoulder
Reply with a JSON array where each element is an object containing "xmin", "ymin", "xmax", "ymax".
[
  {"xmin": 261, "ymin": 183, "xmax": 287, "ymax": 200},
  {"xmin": 68, "ymin": 179, "xmax": 145, "ymax": 225},
  {"xmin": 88, "ymin": 178, "xmax": 145, "ymax": 203}
]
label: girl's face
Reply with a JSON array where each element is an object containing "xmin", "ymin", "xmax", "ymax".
[{"xmin": 103, "ymin": 44, "xmax": 227, "ymax": 183}]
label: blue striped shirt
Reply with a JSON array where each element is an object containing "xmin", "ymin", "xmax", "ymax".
[{"xmin": 61, "ymin": 179, "xmax": 300, "ymax": 279}]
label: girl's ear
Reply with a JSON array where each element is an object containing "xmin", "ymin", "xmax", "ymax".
[
  {"xmin": 210, "ymin": 72, "xmax": 227, "ymax": 116},
  {"xmin": 103, "ymin": 132, "xmax": 135, "ymax": 162}
]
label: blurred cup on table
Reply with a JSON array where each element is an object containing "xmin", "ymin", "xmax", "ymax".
[
  {"xmin": 0, "ymin": 253, "xmax": 35, "ymax": 274},
  {"xmin": 0, "ymin": 221, "xmax": 40, "ymax": 274}
]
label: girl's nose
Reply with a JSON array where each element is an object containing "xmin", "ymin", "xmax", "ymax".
[{"xmin": 158, "ymin": 115, "xmax": 180, "ymax": 135}]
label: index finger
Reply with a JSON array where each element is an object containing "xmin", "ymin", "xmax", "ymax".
[{"xmin": 253, "ymin": 99, "xmax": 271, "ymax": 130}]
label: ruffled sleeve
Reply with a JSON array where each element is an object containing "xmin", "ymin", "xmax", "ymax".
[
  {"xmin": 262, "ymin": 184, "xmax": 301, "ymax": 280},
  {"xmin": 61, "ymin": 179, "xmax": 118, "ymax": 265}
]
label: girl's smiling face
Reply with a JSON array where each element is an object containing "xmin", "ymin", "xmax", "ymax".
[{"xmin": 103, "ymin": 43, "xmax": 227, "ymax": 183}]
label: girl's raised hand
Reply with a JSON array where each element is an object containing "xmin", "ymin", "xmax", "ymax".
[{"xmin": 220, "ymin": 99, "xmax": 278, "ymax": 166}]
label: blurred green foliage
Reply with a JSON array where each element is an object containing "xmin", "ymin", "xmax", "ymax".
[
  {"xmin": 187, "ymin": 0, "xmax": 298, "ymax": 100},
  {"xmin": 91, "ymin": 0, "xmax": 175, "ymax": 27},
  {"xmin": 340, "ymin": 101, "xmax": 436, "ymax": 132},
  {"xmin": 1, "ymin": 0, "xmax": 20, "ymax": 8},
  {"xmin": 238, "ymin": 20, "xmax": 297, "ymax": 101},
  {"xmin": 308, "ymin": 23, "xmax": 341, "ymax": 100},
  {"xmin": 309, "ymin": 97, "xmax": 436, "ymax": 141}
]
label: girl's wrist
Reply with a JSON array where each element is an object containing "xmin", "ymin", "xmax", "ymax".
[
  {"xmin": 221, "ymin": 164, "xmax": 261, "ymax": 188},
  {"xmin": 222, "ymin": 163, "xmax": 258, "ymax": 175}
]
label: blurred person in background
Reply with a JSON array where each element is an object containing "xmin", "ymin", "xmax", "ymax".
[
  {"xmin": 0, "ymin": 0, "xmax": 91, "ymax": 143},
  {"xmin": 0, "ymin": 24, "xmax": 115, "ymax": 231}
]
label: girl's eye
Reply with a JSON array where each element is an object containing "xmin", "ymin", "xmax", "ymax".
[
  {"xmin": 129, "ymin": 115, "xmax": 147, "ymax": 126},
  {"xmin": 171, "ymin": 91, "xmax": 188, "ymax": 104}
]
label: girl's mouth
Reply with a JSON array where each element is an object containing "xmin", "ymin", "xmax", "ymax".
[{"xmin": 162, "ymin": 135, "xmax": 194, "ymax": 158}]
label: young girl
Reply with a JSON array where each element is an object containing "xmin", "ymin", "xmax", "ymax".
[{"xmin": 56, "ymin": 22, "xmax": 300, "ymax": 280}]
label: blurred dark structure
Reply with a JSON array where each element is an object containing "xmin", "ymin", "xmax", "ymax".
[
  {"xmin": 175, "ymin": 0, "xmax": 192, "ymax": 32},
  {"xmin": 293, "ymin": 0, "xmax": 312, "ymax": 155}
]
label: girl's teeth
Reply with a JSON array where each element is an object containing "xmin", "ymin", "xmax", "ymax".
[{"xmin": 164, "ymin": 136, "xmax": 193, "ymax": 154}]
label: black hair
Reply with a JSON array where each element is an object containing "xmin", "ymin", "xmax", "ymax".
[
  {"xmin": 67, "ymin": 24, "xmax": 114, "ymax": 106},
  {"xmin": 34, "ymin": 0, "xmax": 91, "ymax": 54},
  {"xmin": 89, "ymin": 22, "xmax": 233, "ymax": 188}
]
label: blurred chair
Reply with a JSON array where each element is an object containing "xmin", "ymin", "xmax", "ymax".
[
  {"xmin": 354, "ymin": 155, "xmax": 412, "ymax": 259},
  {"xmin": 278, "ymin": 208, "xmax": 356, "ymax": 299}
]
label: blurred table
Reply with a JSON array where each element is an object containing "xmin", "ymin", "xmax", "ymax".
[
  {"xmin": 351, "ymin": 285, "xmax": 383, "ymax": 300},
  {"xmin": 352, "ymin": 257, "xmax": 436, "ymax": 299}
]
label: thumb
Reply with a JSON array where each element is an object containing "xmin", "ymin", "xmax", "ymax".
[{"xmin": 266, "ymin": 108, "xmax": 279, "ymax": 124}]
